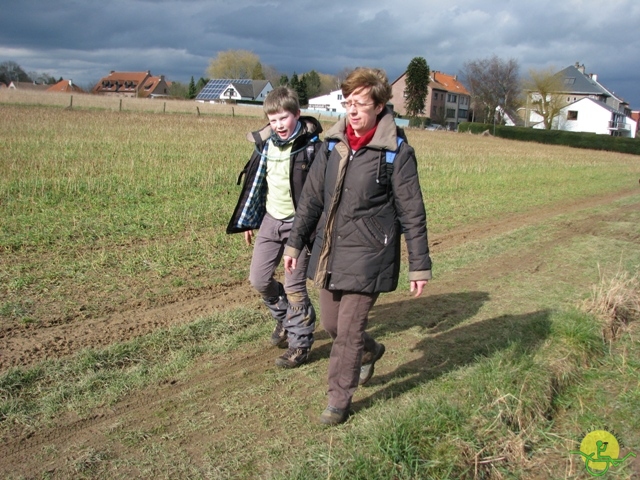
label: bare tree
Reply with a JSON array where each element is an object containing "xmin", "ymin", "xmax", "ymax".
[
  {"xmin": 523, "ymin": 67, "xmax": 567, "ymax": 129},
  {"xmin": 460, "ymin": 55, "xmax": 521, "ymax": 123}
]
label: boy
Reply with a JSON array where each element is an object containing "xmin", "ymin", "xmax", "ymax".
[{"xmin": 226, "ymin": 86, "xmax": 322, "ymax": 368}]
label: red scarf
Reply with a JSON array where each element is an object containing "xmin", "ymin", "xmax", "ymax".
[{"xmin": 346, "ymin": 122, "xmax": 377, "ymax": 151}]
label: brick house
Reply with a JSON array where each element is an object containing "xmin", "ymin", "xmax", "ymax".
[
  {"xmin": 92, "ymin": 71, "xmax": 170, "ymax": 98},
  {"xmin": 390, "ymin": 71, "xmax": 470, "ymax": 129}
]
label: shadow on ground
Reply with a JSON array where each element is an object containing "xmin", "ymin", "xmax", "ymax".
[{"xmin": 307, "ymin": 290, "xmax": 552, "ymax": 413}]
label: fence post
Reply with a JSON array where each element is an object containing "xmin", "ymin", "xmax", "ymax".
[
  {"xmin": 197, "ymin": 106, "xmax": 200, "ymax": 116},
  {"xmin": 119, "ymin": 99, "xmax": 122, "ymax": 112},
  {"xmin": 163, "ymin": 102, "xmax": 166, "ymax": 113},
  {"xmin": 69, "ymin": 95, "xmax": 73, "ymax": 109}
]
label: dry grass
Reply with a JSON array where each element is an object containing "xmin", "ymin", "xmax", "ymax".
[
  {"xmin": 581, "ymin": 265, "xmax": 640, "ymax": 341},
  {"xmin": 0, "ymin": 89, "xmax": 344, "ymax": 124}
]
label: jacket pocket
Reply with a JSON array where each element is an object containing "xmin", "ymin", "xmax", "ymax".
[{"xmin": 354, "ymin": 217, "xmax": 390, "ymax": 248}]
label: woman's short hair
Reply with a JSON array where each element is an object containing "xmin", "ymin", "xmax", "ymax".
[
  {"xmin": 263, "ymin": 86, "xmax": 300, "ymax": 116},
  {"xmin": 341, "ymin": 68, "xmax": 392, "ymax": 107}
]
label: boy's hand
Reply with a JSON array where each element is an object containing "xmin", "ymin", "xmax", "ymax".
[
  {"xmin": 244, "ymin": 230, "xmax": 253, "ymax": 246},
  {"xmin": 283, "ymin": 255, "xmax": 297, "ymax": 274},
  {"xmin": 410, "ymin": 280, "xmax": 428, "ymax": 297}
]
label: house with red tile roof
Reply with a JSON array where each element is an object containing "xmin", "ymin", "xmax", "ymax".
[
  {"xmin": 92, "ymin": 71, "xmax": 170, "ymax": 98},
  {"xmin": 46, "ymin": 79, "xmax": 85, "ymax": 93},
  {"xmin": 391, "ymin": 70, "xmax": 470, "ymax": 129}
]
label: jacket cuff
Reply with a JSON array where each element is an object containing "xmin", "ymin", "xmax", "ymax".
[
  {"xmin": 284, "ymin": 245, "xmax": 301, "ymax": 259},
  {"xmin": 409, "ymin": 270, "xmax": 432, "ymax": 281}
]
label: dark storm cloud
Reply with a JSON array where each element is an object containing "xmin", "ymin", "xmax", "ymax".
[{"xmin": 1, "ymin": 0, "xmax": 639, "ymax": 106}]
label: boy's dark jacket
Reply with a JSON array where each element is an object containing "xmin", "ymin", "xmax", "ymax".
[{"xmin": 226, "ymin": 116, "xmax": 323, "ymax": 235}]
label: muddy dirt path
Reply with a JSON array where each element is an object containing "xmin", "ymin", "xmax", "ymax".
[
  {"xmin": 0, "ymin": 188, "xmax": 638, "ymax": 478},
  {"xmin": 1, "ymin": 188, "xmax": 636, "ymax": 372}
]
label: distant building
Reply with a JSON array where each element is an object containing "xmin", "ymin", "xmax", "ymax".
[
  {"xmin": 92, "ymin": 71, "xmax": 170, "ymax": 98},
  {"xmin": 307, "ymin": 89, "xmax": 346, "ymax": 113},
  {"xmin": 523, "ymin": 63, "xmax": 635, "ymax": 138},
  {"xmin": 7, "ymin": 81, "xmax": 49, "ymax": 92},
  {"xmin": 46, "ymin": 79, "xmax": 85, "ymax": 93},
  {"xmin": 195, "ymin": 79, "xmax": 272, "ymax": 103},
  {"xmin": 390, "ymin": 71, "xmax": 470, "ymax": 130}
]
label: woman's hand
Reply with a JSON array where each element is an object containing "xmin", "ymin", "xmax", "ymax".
[
  {"xmin": 283, "ymin": 255, "xmax": 297, "ymax": 274},
  {"xmin": 410, "ymin": 280, "xmax": 428, "ymax": 297}
]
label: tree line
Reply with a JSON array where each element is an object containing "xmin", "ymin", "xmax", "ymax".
[
  {"xmin": 3, "ymin": 51, "xmax": 567, "ymax": 129},
  {"xmin": 0, "ymin": 61, "xmax": 59, "ymax": 86}
]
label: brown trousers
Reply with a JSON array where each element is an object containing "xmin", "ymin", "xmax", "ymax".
[{"xmin": 319, "ymin": 289, "xmax": 379, "ymax": 409}]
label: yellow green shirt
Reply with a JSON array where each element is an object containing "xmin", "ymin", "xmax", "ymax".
[{"xmin": 265, "ymin": 140, "xmax": 294, "ymax": 220}]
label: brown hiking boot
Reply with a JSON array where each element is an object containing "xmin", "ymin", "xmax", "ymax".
[
  {"xmin": 274, "ymin": 346, "xmax": 309, "ymax": 368},
  {"xmin": 319, "ymin": 405, "xmax": 349, "ymax": 426},
  {"xmin": 270, "ymin": 322, "xmax": 288, "ymax": 348},
  {"xmin": 359, "ymin": 342, "xmax": 385, "ymax": 385}
]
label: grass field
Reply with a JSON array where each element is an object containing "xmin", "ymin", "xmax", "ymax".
[{"xmin": 1, "ymin": 96, "xmax": 639, "ymax": 479}]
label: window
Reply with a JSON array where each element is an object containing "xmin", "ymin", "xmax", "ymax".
[
  {"xmin": 567, "ymin": 110, "xmax": 578, "ymax": 120},
  {"xmin": 337, "ymin": 94, "xmax": 343, "ymax": 100},
  {"xmin": 458, "ymin": 109, "xmax": 468, "ymax": 119},
  {"xmin": 564, "ymin": 77, "xmax": 576, "ymax": 85},
  {"xmin": 446, "ymin": 108, "xmax": 455, "ymax": 118},
  {"xmin": 434, "ymin": 93, "xmax": 438, "ymax": 100},
  {"xmin": 447, "ymin": 94, "xmax": 457, "ymax": 103}
]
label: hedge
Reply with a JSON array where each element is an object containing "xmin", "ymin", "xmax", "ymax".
[{"xmin": 457, "ymin": 123, "xmax": 640, "ymax": 156}]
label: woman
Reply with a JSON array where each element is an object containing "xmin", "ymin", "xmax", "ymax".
[{"xmin": 283, "ymin": 68, "xmax": 432, "ymax": 425}]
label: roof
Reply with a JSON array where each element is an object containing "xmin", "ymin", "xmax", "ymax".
[
  {"xmin": 46, "ymin": 79, "xmax": 85, "ymax": 93},
  {"xmin": 553, "ymin": 65, "xmax": 609, "ymax": 97},
  {"xmin": 431, "ymin": 72, "xmax": 470, "ymax": 96},
  {"xmin": 196, "ymin": 79, "xmax": 258, "ymax": 101},
  {"xmin": 92, "ymin": 71, "xmax": 154, "ymax": 94},
  {"xmin": 8, "ymin": 81, "xmax": 49, "ymax": 92},
  {"xmin": 565, "ymin": 96, "xmax": 623, "ymax": 114}
]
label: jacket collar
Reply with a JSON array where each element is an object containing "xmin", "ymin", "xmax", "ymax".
[
  {"xmin": 325, "ymin": 106, "xmax": 398, "ymax": 151},
  {"xmin": 247, "ymin": 115, "xmax": 322, "ymax": 144}
]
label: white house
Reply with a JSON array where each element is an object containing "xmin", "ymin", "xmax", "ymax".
[
  {"xmin": 532, "ymin": 97, "xmax": 636, "ymax": 138},
  {"xmin": 307, "ymin": 89, "xmax": 346, "ymax": 114},
  {"xmin": 195, "ymin": 79, "xmax": 272, "ymax": 103}
]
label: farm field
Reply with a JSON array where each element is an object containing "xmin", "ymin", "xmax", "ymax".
[{"xmin": 1, "ymin": 100, "xmax": 640, "ymax": 478}]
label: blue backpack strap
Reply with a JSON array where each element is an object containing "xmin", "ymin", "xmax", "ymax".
[{"xmin": 385, "ymin": 137, "xmax": 404, "ymax": 164}]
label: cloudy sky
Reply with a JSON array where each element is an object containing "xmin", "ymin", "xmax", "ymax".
[{"xmin": 2, "ymin": 0, "xmax": 639, "ymax": 108}]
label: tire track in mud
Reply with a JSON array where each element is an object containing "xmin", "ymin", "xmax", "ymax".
[
  {"xmin": 0, "ymin": 188, "xmax": 638, "ymax": 477},
  {"xmin": 1, "ymin": 188, "xmax": 636, "ymax": 371}
]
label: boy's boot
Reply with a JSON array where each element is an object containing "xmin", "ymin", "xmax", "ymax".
[
  {"xmin": 274, "ymin": 301, "xmax": 315, "ymax": 368},
  {"xmin": 263, "ymin": 282, "xmax": 288, "ymax": 348}
]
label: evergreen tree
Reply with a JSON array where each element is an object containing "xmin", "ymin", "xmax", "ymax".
[
  {"xmin": 188, "ymin": 76, "xmax": 197, "ymax": 99},
  {"xmin": 404, "ymin": 57, "xmax": 430, "ymax": 117},
  {"xmin": 196, "ymin": 77, "xmax": 209, "ymax": 94},
  {"xmin": 289, "ymin": 72, "xmax": 299, "ymax": 91},
  {"xmin": 279, "ymin": 74, "xmax": 289, "ymax": 86},
  {"xmin": 297, "ymin": 76, "xmax": 309, "ymax": 106},
  {"xmin": 302, "ymin": 70, "xmax": 321, "ymax": 98},
  {"xmin": 251, "ymin": 62, "xmax": 266, "ymax": 80}
]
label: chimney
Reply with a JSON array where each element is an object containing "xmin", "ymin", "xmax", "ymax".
[
  {"xmin": 590, "ymin": 73, "xmax": 598, "ymax": 82},
  {"xmin": 575, "ymin": 63, "xmax": 585, "ymax": 74}
]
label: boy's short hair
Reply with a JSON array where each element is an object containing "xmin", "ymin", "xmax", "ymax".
[
  {"xmin": 341, "ymin": 68, "xmax": 392, "ymax": 107},
  {"xmin": 263, "ymin": 86, "xmax": 300, "ymax": 116}
]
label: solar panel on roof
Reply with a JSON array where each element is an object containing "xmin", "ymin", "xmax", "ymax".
[{"xmin": 196, "ymin": 79, "xmax": 252, "ymax": 100}]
